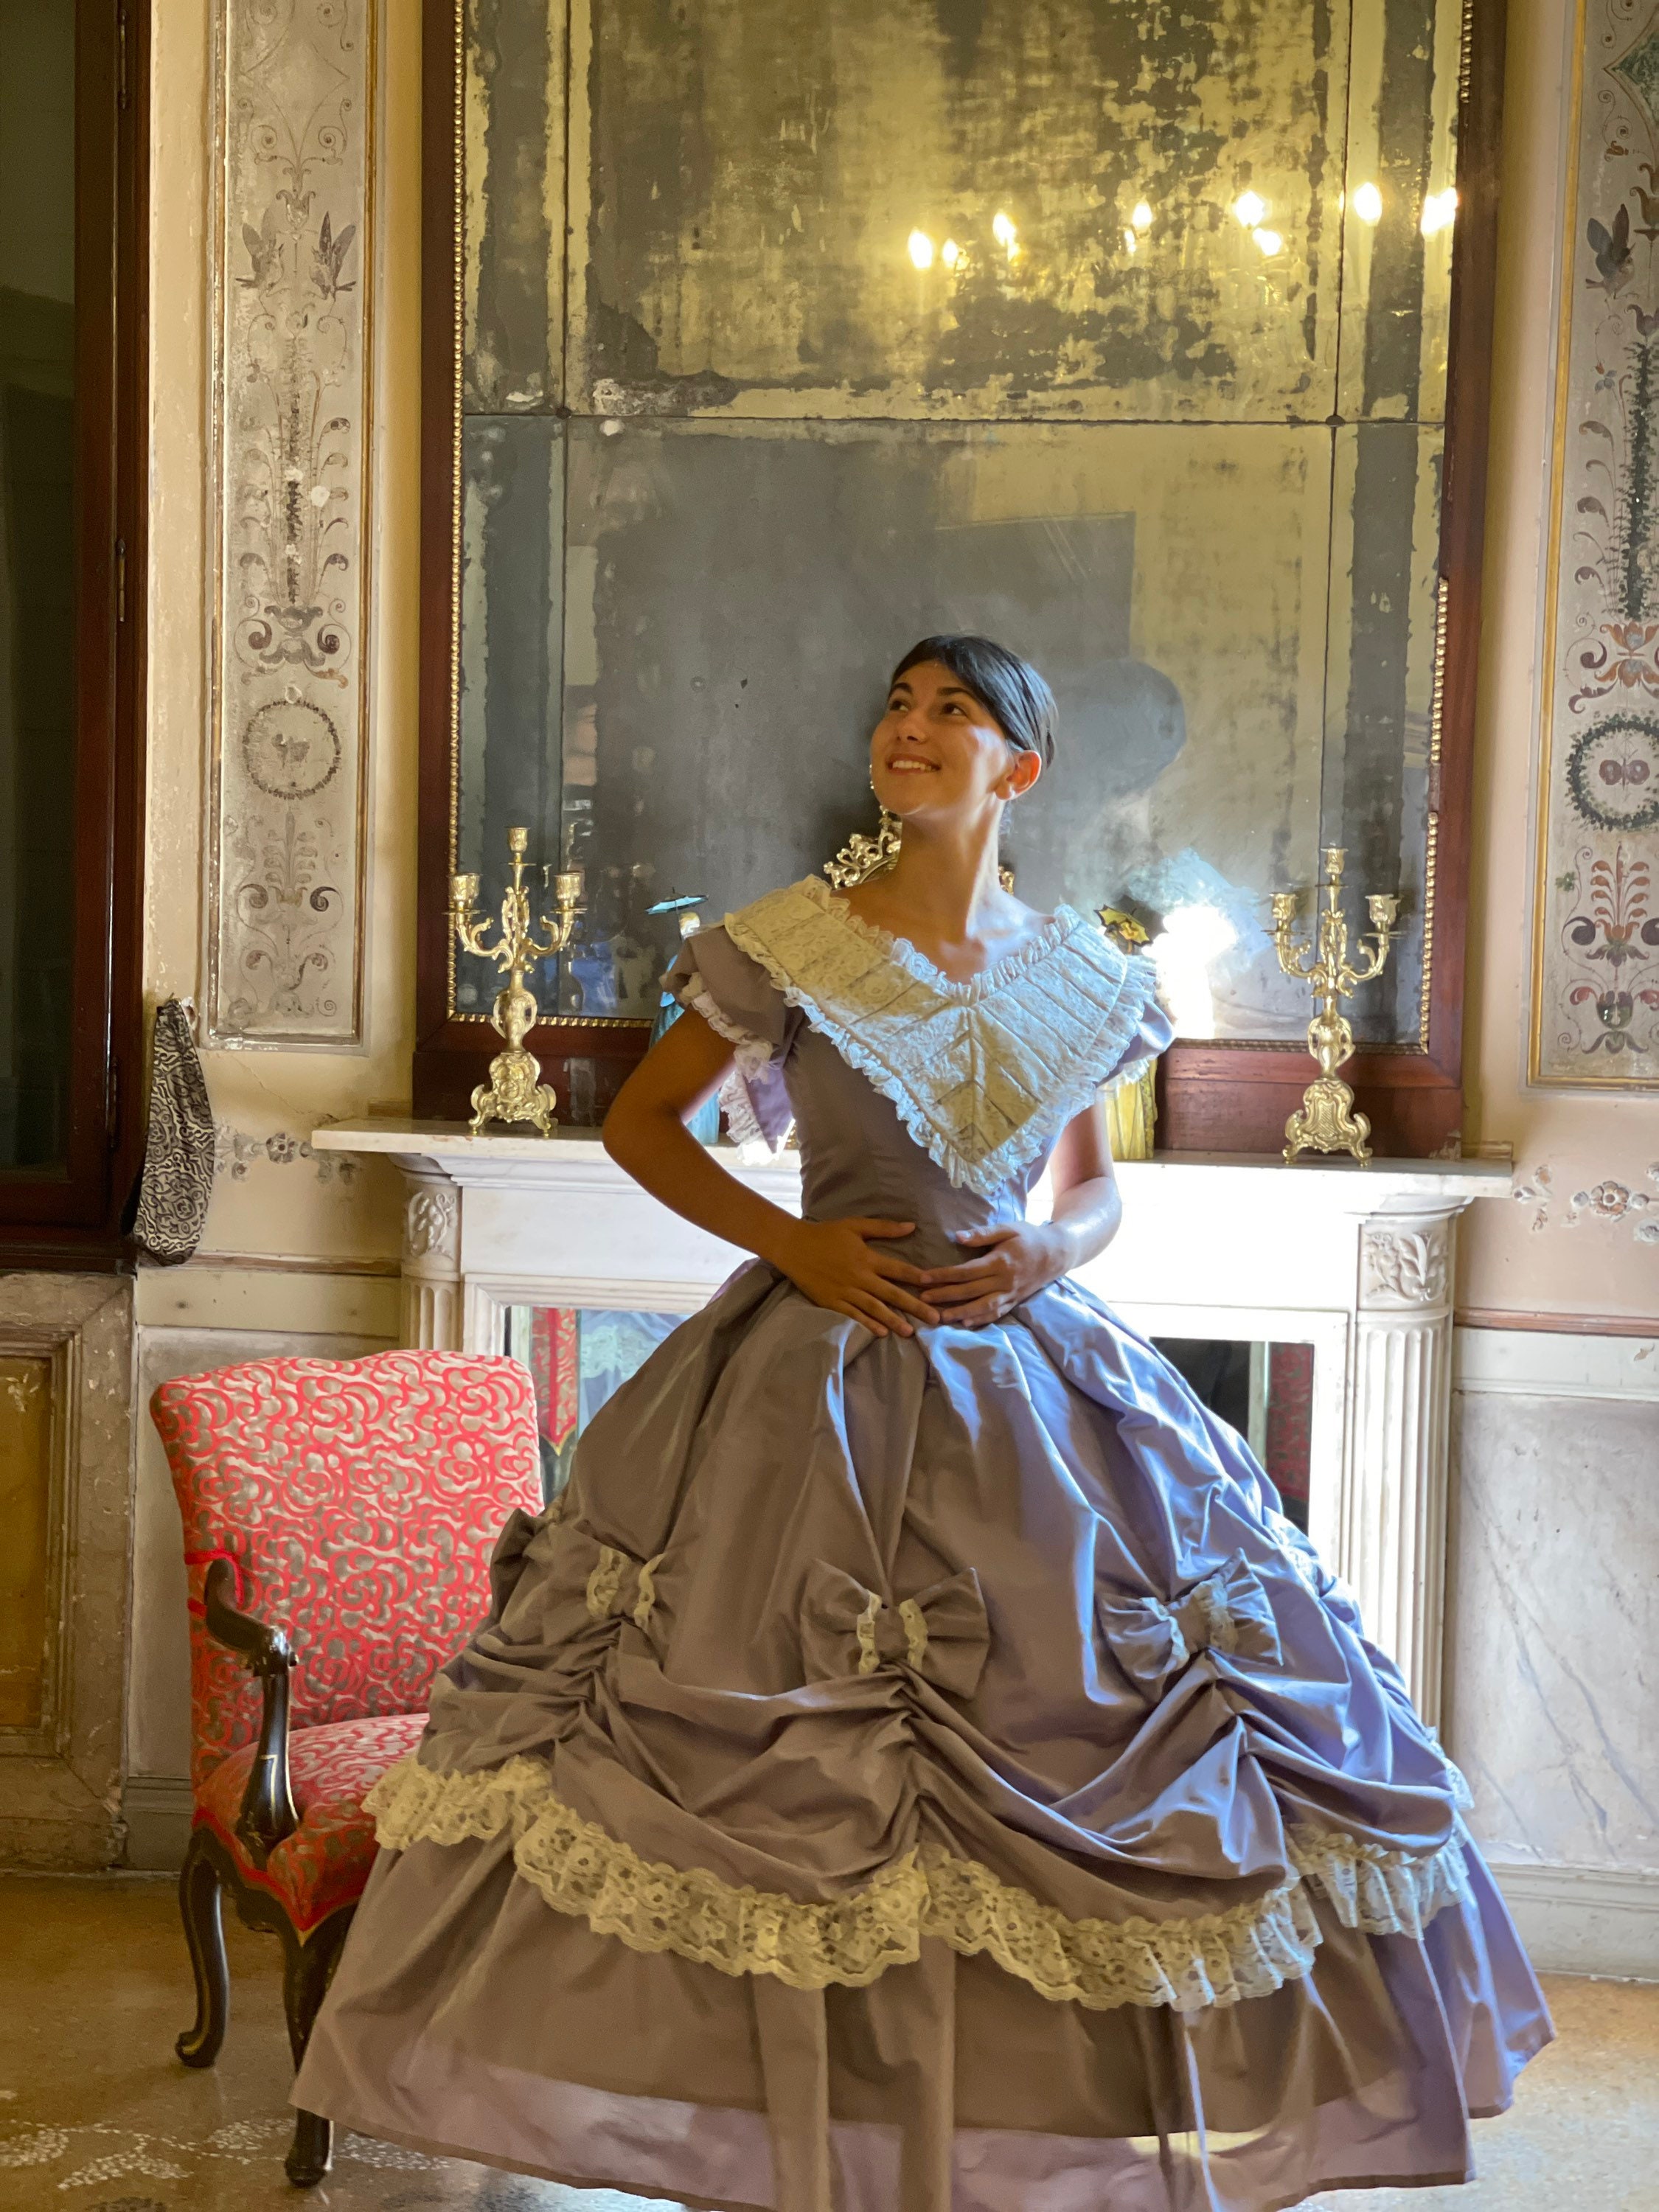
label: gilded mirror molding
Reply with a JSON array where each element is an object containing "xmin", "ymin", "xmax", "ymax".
[{"xmin": 415, "ymin": 0, "xmax": 1503, "ymax": 1153}]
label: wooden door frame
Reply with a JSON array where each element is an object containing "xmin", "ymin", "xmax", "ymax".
[{"xmin": 0, "ymin": 0, "xmax": 150, "ymax": 1264}]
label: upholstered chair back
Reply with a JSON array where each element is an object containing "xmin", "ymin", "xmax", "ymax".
[{"xmin": 152, "ymin": 1351, "xmax": 541, "ymax": 1793}]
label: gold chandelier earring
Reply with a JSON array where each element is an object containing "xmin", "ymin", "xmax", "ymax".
[
  {"xmin": 826, "ymin": 801, "xmax": 902, "ymax": 889},
  {"xmin": 824, "ymin": 773, "xmax": 1018, "ymax": 891}
]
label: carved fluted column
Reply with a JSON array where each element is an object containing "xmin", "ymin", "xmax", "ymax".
[
  {"xmin": 1343, "ymin": 1212, "xmax": 1457, "ymax": 1728},
  {"xmin": 400, "ymin": 1175, "xmax": 462, "ymax": 1350}
]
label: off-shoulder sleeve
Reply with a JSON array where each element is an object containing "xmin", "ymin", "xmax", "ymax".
[{"xmin": 665, "ymin": 926, "xmax": 801, "ymax": 1150}]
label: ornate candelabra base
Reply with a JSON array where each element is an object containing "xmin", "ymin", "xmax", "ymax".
[
  {"xmin": 1284, "ymin": 1074, "xmax": 1372, "ymax": 1165},
  {"xmin": 470, "ymin": 1046, "xmax": 558, "ymax": 1138}
]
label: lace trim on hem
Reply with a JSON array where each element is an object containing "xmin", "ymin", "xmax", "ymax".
[
  {"xmin": 1289, "ymin": 1822, "xmax": 1472, "ymax": 1940},
  {"xmin": 724, "ymin": 900, "xmax": 1157, "ymax": 1198},
  {"xmin": 364, "ymin": 1754, "xmax": 1469, "ymax": 2015}
]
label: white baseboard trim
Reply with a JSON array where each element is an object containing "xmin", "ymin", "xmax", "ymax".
[
  {"xmin": 1489, "ymin": 1857, "xmax": 1659, "ymax": 1978},
  {"xmin": 1453, "ymin": 1326, "xmax": 1659, "ymax": 1401},
  {"xmin": 122, "ymin": 1775, "xmax": 193, "ymax": 1871}
]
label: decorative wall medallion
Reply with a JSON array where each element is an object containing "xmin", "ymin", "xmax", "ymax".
[
  {"xmin": 240, "ymin": 695, "xmax": 343, "ymax": 799},
  {"xmin": 1360, "ymin": 1223, "xmax": 1450, "ymax": 1309},
  {"xmin": 213, "ymin": 1124, "xmax": 357, "ymax": 1183},
  {"xmin": 1533, "ymin": 0, "xmax": 1659, "ymax": 1080},
  {"xmin": 404, "ymin": 1186, "xmax": 459, "ymax": 1262},
  {"xmin": 1512, "ymin": 1158, "xmax": 1659, "ymax": 1242},
  {"xmin": 205, "ymin": 0, "xmax": 378, "ymax": 1044}
]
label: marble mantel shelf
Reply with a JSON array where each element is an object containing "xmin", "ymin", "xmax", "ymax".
[
  {"xmin": 314, "ymin": 1117, "xmax": 1513, "ymax": 1724},
  {"xmin": 313, "ymin": 1118, "xmax": 1508, "ymax": 1203}
]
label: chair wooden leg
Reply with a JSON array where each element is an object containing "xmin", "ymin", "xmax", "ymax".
[
  {"xmin": 285, "ymin": 2109, "xmax": 333, "ymax": 2191},
  {"xmin": 175, "ymin": 1829, "xmax": 229, "ymax": 2067},
  {"xmin": 281, "ymin": 1908, "xmax": 353, "ymax": 2188}
]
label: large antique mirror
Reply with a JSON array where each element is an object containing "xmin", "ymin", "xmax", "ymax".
[{"xmin": 416, "ymin": 0, "xmax": 1500, "ymax": 1152}]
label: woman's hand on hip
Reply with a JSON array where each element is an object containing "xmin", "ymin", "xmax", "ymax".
[
  {"xmin": 919, "ymin": 1223, "xmax": 1070, "ymax": 1326},
  {"xmin": 774, "ymin": 1218, "xmax": 941, "ymax": 1337}
]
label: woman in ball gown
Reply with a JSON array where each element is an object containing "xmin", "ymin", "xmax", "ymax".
[{"xmin": 296, "ymin": 636, "xmax": 1551, "ymax": 2212}]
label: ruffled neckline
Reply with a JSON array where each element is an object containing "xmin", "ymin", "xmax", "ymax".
[
  {"xmin": 800, "ymin": 873, "xmax": 1085, "ymax": 1005},
  {"xmin": 722, "ymin": 879, "xmax": 1161, "ymax": 1197}
]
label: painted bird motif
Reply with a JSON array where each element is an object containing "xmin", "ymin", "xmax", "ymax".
[
  {"xmin": 1587, "ymin": 202, "xmax": 1634, "ymax": 293},
  {"xmin": 240, "ymin": 202, "xmax": 285, "ymax": 289},
  {"xmin": 313, "ymin": 211, "xmax": 358, "ymax": 299}
]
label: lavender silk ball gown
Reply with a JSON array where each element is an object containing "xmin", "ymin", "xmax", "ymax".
[{"xmin": 295, "ymin": 877, "xmax": 1551, "ymax": 2212}]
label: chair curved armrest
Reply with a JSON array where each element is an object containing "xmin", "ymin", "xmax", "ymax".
[{"xmin": 201, "ymin": 1556, "xmax": 299, "ymax": 1868}]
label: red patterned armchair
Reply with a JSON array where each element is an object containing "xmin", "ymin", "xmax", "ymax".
[{"xmin": 150, "ymin": 1351, "xmax": 542, "ymax": 2187}]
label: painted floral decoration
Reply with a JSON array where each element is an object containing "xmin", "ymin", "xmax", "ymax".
[{"xmin": 1513, "ymin": 1159, "xmax": 1659, "ymax": 1242}]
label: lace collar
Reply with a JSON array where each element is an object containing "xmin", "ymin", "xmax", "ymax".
[{"xmin": 723, "ymin": 877, "xmax": 1158, "ymax": 1195}]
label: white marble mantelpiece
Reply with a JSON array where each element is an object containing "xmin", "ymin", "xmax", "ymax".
[{"xmin": 313, "ymin": 1120, "xmax": 1512, "ymax": 1723}]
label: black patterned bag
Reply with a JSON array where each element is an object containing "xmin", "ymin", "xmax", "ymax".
[{"xmin": 132, "ymin": 998, "xmax": 216, "ymax": 1266}]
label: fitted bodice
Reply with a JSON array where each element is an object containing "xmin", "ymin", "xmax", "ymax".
[
  {"xmin": 667, "ymin": 883, "xmax": 1170, "ymax": 1248},
  {"xmin": 783, "ymin": 1026, "xmax": 1038, "ymax": 1270}
]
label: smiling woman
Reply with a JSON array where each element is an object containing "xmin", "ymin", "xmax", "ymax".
[
  {"xmin": 885, "ymin": 634, "xmax": 1058, "ymax": 768},
  {"xmin": 297, "ymin": 592, "xmax": 1550, "ymax": 2207},
  {"xmin": 846, "ymin": 639, "xmax": 1051, "ymax": 981}
]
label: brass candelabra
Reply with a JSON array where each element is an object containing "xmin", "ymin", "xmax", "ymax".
[
  {"xmin": 1270, "ymin": 847, "xmax": 1398, "ymax": 1164},
  {"xmin": 450, "ymin": 829, "xmax": 583, "ymax": 1137}
]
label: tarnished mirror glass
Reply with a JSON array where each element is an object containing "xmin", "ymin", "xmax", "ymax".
[{"xmin": 453, "ymin": 0, "xmax": 1464, "ymax": 1043}]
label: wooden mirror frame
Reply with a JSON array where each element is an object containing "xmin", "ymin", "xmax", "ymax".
[{"xmin": 414, "ymin": 0, "xmax": 1503, "ymax": 1157}]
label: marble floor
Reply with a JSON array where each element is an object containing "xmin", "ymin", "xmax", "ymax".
[{"xmin": 1, "ymin": 1874, "xmax": 1655, "ymax": 2212}]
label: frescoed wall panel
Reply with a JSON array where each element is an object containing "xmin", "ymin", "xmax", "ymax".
[
  {"xmin": 1533, "ymin": 0, "xmax": 1659, "ymax": 1083},
  {"xmin": 205, "ymin": 0, "xmax": 378, "ymax": 1045}
]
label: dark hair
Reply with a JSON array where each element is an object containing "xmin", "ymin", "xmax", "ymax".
[{"xmin": 888, "ymin": 635, "xmax": 1057, "ymax": 768}]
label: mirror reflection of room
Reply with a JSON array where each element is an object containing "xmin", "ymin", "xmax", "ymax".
[{"xmin": 457, "ymin": 0, "xmax": 1456, "ymax": 1049}]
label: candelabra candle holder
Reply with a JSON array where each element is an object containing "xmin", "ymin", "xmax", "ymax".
[
  {"xmin": 1270, "ymin": 847, "xmax": 1398, "ymax": 1165},
  {"xmin": 449, "ymin": 828, "xmax": 583, "ymax": 1137}
]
